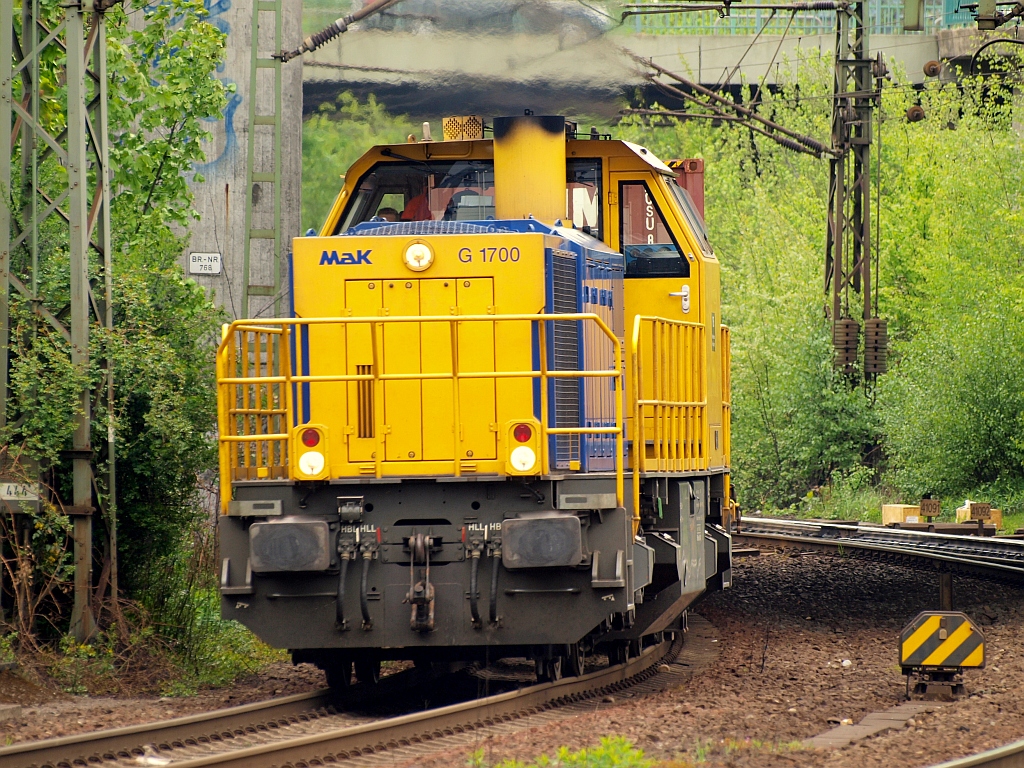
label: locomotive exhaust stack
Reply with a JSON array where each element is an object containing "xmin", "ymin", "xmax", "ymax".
[
  {"xmin": 216, "ymin": 116, "xmax": 732, "ymax": 682},
  {"xmin": 493, "ymin": 115, "xmax": 567, "ymax": 224}
]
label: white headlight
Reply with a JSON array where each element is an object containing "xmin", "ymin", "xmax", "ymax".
[
  {"xmin": 298, "ymin": 450, "xmax": 325, "ymax": 476},
  {"xmin": 403, "ymin": 242, "xmax": 434, "ymax": 272},
  {"xmin": 510, "ymin": 445, "xmax": 536, "ymax": 472}
]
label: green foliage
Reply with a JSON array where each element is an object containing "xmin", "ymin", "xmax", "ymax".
[
  {"xmin": 159, "ymin": 590, "xmax": 287, "ymax": 695},
  {"xmin": 468, "ymin": 737, "xmax": 652, "ymax": 768},
  {"xmin": 302, "ymin": 92, "xmax": 416, "ymax": 231},
  {"xmin": 50, "ymin": 634, "xmax": 120, "ymax": 695},
  {"xmin": 619, "ymin": 53, "xmax": 1024, "ymax": 512},
  {"xmin": 4, "ymin": 0, "xmax": 227, "ymax": 646},
  {"xmin": 790, "ymin": 465, "xmax": 888, "ymax": 522},
  {"xmin": 619, "ymin": 55, "xmax": 879, "ymax": 510},
  {"xmin": 874, "ymin": 65, "xmax": 1024, "ymax": 518},
  {"xmin": 0, "ymin": 633, "xmax": 15, "ymax": 664}
]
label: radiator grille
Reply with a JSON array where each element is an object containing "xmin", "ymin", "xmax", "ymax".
[{"xmin": 550, "ymin": 251, "xmax": 580, "ymax": 468}]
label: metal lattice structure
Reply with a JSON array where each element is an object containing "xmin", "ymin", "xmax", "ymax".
[
  {"xmin": 825, "ymin": 0, "xmax": 888, "ymax": 377},
  {"xmin": 242, "ymin": 0, "xmax": 286, "ymax": 318},
  {"xmin": 1, "ymin": 0, "xmax": 118, "ymax": 641}
]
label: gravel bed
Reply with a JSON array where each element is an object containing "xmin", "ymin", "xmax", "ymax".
[
  {"xmin": 4, "ymin": 551, "xmax": 1022, "ymax": 767},
  {"xmin": 391, "ymin": 551, "xmax": 1024, "ymax": 768},
  {"xmin": 0, "ymin": 661, "xmax": 327, "ymax": 745}
]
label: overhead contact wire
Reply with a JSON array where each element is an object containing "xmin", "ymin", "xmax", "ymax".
[
  {"xmin": 647, "ymin": 76, "xmax": 825, "ymax": 157},
  {"xmin": 716, "ymin": 8, "xmax": 777, "ymax": 92},
  {"xmin": 748, "ymin": 9, "xmax": 798, "ymax": 106},
  {"xmin": 636, "ymin": 55, "xmax": 835, "ymax": 156}
]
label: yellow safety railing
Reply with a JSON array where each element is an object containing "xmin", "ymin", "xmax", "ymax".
[
  {"xmin": 629, "ymin": 315, "xmax": 708, "ymax": 533},
  {"xmin": 721, "ymin": 325, "xmax": 731, "ymax": 467},
  {"xmin": 217, "ymin": 314, "xmax": 625, "ymax": 514},
  {"xmin": 218, "ymin": 325, "xmax": 292, "ymax": 482}
]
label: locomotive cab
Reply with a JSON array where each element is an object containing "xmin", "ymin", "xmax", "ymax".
[{"xmin": 216, "ymin": 115, "xmax": 732, "ymax": 684}]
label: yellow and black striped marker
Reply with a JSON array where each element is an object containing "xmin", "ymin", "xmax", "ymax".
[{"xmin": 900, "ymin": 611, "xmax": 985, "ymax": 670}]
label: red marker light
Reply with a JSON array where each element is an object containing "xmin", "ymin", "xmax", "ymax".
[
  {"xmin": 301, "ymin": 428, "xmax": 320, "ymax": 447},
  {"xmin": 513, "ymin": 424, "xmax": 532, "ymax": 443}
]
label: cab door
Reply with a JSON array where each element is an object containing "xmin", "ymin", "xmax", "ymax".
[
  {"xmin": 611, "ymin": 174, "xmax": 704, "ymax": 470},
  {"xmin": 611, "ymin": 175, "xmax": 699, "ymax": 324}
]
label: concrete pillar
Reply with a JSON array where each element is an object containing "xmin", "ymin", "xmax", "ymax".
[{"xmin": 183, "ymin": 0, "xmax": 303, "ymax": 320}]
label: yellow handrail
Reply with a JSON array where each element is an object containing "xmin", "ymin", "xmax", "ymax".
[
  {"xmin": 630, "ymin": 314, "xmax": 708, "ymax": 535},
  {"xmin": 721, "ymin": 325, "xmax": 731, "ymax": 467},
  {"xmin": 217, "ymin": 313, "xmax": 625, "ymax": 513}
]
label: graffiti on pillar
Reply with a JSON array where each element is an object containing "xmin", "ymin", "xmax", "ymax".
[{"xmin": 147, "ymin": 0, "xmax": 240, "ymax": 176}]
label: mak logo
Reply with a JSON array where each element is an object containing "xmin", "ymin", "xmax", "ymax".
[{"xmin": 320, "ymin": 249, "xmax": 372, "ymax": 265}]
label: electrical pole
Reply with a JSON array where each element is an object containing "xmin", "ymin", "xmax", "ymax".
[
  {"xmin": 2, "ymin": 0, "xmax": 118, "ymax": 642},
  {"xmin": 824, "ymin": 0, "xmax": 888, "ymax": 378}
]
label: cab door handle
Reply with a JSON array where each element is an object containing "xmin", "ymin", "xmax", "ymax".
[{"xmin": 669, "ymin": 285, "xmax": 691, "ymax": 313}]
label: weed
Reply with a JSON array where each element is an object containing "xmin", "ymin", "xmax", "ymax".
[
  {"xmin": 159, "ymin": 589, "xmax": 286, "ymax": 695},
  {"xmin": 468, "ymin": 737, "xmax": 652, "ymax": 768},
  {"xmin": 674, "ymin": 737, "xmax": 806, "ymax": 764},
  {"xmin": 0, "ymin": 632, "xmax": 15, "ymax": 665}
]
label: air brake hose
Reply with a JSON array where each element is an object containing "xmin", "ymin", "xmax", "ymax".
[
  {"xmin": 336, "ymin": 556, "xmax": 350, "ymax": 629},
  {"xmin": 360, "ymin": 555, "xmax": 372, "ymax": 630},
  {"xmin": 489, "ymin": 552, "xmax": 500, "ymax": 625},
  {"xmin": 469, "ymin": 552, "xmax": 481, "ymax": 627}
]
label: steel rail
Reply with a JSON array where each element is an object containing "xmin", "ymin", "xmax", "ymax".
[
  {"xmin": 160, "ymin": 637, "xmax": 675, "ymax": 768},
  {"xmin": 0, "ymin": 689, "xmax": 333, "ymax": 768},
  {"xmin": 2, "ymin": 638, "xmax": 675, "ymax": 768},
  {"xmin": 734, "ymin": 517, "xmax": 1024, "ymax": 581},
  {"xmin": 928, "ymin": 737, "xmax": 1024, "ymax": 768}
]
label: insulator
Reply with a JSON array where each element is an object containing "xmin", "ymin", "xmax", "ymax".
[
  {"xmin": 864, "ymin": 317, "xmax": 888, "ymax": 376},
  {"xmin": 281, "ymin": 14, "xmax": 355, "ymax": 61},
  {"xmin": 776, "ymin": 135, "xmax": 807, "ymax": 154},
  {"xmin": 306, "ymin": 17, "xmax": 350, "ymax": 51},
  {"xmin": 797, "ymin": 135, "xmax": 828, "ymax": 154},
  {"xmin": 833, "ymin": 317, "xmax": 859, "ymax": 373}
]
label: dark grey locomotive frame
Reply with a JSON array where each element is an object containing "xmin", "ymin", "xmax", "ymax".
[{"xmin": 220, "ymin": 474, "xmax": 732, "ymax": 670}]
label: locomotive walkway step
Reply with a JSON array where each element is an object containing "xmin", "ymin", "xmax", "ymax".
[{"xmin": 805, "ymin": 702, "xmax": 944, "ymax": 748}]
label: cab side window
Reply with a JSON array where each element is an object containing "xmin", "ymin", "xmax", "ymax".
[
  {"xmin": 567, "ymin": 159, "xmax": 602, "ymax": 240},
  {"xmin": 619, "ymin": 181, "xmax": 689, "ymax": 278}
]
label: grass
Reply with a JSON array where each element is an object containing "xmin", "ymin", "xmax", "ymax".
[
  {"xmin": 468, "ymin": 737, "xmax": 653, "ymax": 768},
  {"xmin": 6, "ymin": 590, "xmax": 287, "ymax": 697},
  {"xmin": 658, "ymin": 737, "xmax": 806, "ymax": 766},
  {"xmin": 766, "ymin": 465, "xmax": 893, "ymax": 523},
  {"xmin": 761, "ymin": 466, "xmax": 1024, "ymax": 534}
]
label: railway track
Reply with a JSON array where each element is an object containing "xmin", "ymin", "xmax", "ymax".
[
  {"xmin": 930, "ymin": 737, "xmax": 1024, "ymax": 768},
  {"xmin": 734, "ymin": 517, "xmax": 1024, "ymax": 581},
  {"xmin": 0, "ymin": 633, "xmax": 684, "ymax": 768}
]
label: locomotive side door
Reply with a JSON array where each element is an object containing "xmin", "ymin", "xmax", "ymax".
[
  {"xmin": 610, "ymin": 174, "xmax": 699, "ymax": 324},
  {"xmin": 610, "ymin": 171, "xmax": 713, "ymax": 468}
]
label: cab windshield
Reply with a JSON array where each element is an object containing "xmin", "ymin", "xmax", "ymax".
[{"xmin": 334, "ymin": 159, "xmax": 495, "ymax": 234}]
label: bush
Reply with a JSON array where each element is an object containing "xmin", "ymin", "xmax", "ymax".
[
  {"xmin": 879, "ymin": 304, "xmax": 1024, "ymax": 515},
  {"xmin": 616, "ymin": 52, "xmax": 1024, "ymax": 512},
  {"xmin": 788, "ymin": 465, "xmax": 889, "ymax": 522}
]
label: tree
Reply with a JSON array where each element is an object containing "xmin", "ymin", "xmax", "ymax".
[
  {"xmin": 2, "ymin": 0, "xmax": 228, "ymax": 640},
  {"xmin": 302, "ymin": 92, "xmax": 416, "ymax": 231},
  {"xmin": 617, "ymin": 52, "xmax": 1024, "ymax": 514}
]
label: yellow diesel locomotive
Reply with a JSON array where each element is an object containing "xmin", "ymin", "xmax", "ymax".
[{"xmin": 216, "ymin": 115, "xmax": 732, "ymax": 686}]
